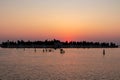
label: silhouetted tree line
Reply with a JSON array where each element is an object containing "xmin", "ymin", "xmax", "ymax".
[{"xmin": 0, "ymin": 39, "xmax": 118, "ymax": 48}]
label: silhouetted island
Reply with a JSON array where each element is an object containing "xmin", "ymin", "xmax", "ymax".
[{"xmin": 0, "ymin": 39, "xmax": 118, "ymax": 48}]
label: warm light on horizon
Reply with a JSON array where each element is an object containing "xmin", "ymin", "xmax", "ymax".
[{"xmin": 0, "ymin": 0, "xmax": 120, "ymax": 44}]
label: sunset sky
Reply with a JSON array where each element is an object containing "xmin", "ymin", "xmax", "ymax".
[{"xmin": 0, "ymin": 0, "xmax": 120, "ymax": 44}]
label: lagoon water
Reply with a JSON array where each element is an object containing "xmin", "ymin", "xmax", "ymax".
[{"xmin": 0, "ymin": 48, "xmax": 120, "ymax": 80}]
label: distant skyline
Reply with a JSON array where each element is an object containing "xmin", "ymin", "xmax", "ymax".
[{"xmin": 0, "ymin": 0, "xmax": 120, "ymax": 44}]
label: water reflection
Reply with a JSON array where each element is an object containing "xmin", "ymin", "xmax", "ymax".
[{"xmin": 0, "ymin": 48, "xmax": 120, "ymax": 80}]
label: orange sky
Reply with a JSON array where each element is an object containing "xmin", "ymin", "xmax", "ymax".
[{"xmin": 0, "ymin": 0, "xmax": 120, "ymax": 43}]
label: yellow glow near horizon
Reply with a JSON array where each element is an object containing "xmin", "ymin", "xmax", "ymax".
[{"xmin": 0, "ymin": 0, "xmax": 120, "ymax": 43}]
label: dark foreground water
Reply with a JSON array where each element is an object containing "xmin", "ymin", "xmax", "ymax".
[{"xmin": 0, "ymin": 48, "xmax": 120, "ymax": 80}]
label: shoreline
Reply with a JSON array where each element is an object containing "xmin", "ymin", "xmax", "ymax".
[
  {"xmin": 0, "ymin": 46, "xmax": 118, "ymax": 49},
  {"xmin": 0, "ymin": 39, "xmax": 118, "ymax": 48}
]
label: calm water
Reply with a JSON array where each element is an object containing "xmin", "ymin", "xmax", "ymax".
[{"xmin": 0, "ymin": 48, "xmax": 120, "ymax": 80}]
